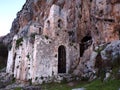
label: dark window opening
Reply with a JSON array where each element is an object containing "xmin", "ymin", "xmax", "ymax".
[
  {"xmin": 47, "ymin": 20, "xmax": 50, "ymax": 28},
  {"xmin": 80, "ymin": 36, "xmax": 92, "ymax": 57},
  {"xmin": 58, "ymin": 45, "xmax": 66, "ymax": 73},
  {"xmin": 104, "ymin": 18, "xmax": 115, "ymax": 22},
  {"xmin": 39, "ymin": 27, "xmax": 41, "ymax": 35},
  {"xmin": 58, "ymin": 19, "xmax": 63, "ymax": 28}
]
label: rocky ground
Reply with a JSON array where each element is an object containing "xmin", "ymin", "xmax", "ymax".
[
  {"xmin": 0, "ymin": 68, "xmax": 41, "ymax": 90},
  {"xmin": 0, "ymin": 67, "xmax": 120, "ymax": 90}
]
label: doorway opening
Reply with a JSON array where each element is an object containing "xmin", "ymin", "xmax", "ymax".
[{"xmin": 58, "ymin": 45, "xmax": 66, "ymax": 73}]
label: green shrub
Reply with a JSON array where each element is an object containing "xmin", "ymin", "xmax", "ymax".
[
  {"xmin": 12, "ymin": 77, "xmax": 16, "ymax": 83},
  {"xmin": 41, "ymin": 79, "xmax": 120, "ymax": 90},
  {"xmin": 16, "ymin": 37, "xmax": 23, "ymax": 48},
  {"xmin": 14, "ymin": 87, "xmax": 22, "ymax": 90},
  {"xmin": 30, "ymin": 33, "xmax": 36, "ymax": 39}
]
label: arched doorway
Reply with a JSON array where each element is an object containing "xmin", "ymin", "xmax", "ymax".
[{"xmin": 58, "ymin": 45, "xmax": 66, "ymax": 73}]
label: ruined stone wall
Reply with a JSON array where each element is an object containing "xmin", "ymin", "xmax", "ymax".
[
  {"xmin": 6, "ymin": 28, "xmax": 79, "ymax": 84},
  {"xmin": 6, "ymin": 0, "xmax": 120, "ymax": 83},
  {"xmin": 7, "ymin": 35, "xmax": 35, "ymax": 81}
]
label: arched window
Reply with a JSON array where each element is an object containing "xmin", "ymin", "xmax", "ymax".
[{"xmin": 58, "ymin": 45, "xmax": 66, "ymax": 73}]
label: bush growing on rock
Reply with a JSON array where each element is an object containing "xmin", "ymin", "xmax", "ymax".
[{"xmin": 16, "ymin": 37, "xmax": 23, "ymax": 48}]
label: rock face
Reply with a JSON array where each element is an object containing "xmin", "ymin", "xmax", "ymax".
[
  {"xmin": 101, "ymin": 40, "xmax": 120, "ymax": 68},
  {"xmin": 6, "ymin": 0, "xmax": 120, "ymax": 84}
]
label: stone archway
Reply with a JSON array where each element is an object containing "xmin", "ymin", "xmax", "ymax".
[{"xmin": 58, "ymin": 45, "xmax": 66, "ymax": 73}]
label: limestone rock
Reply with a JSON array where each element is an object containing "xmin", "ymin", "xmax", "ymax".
[
  {"xmin": 101, "ymin": 40, "xmax": 120, "ymax": 67},
  {"xmin": 3, "ymin": 0, "xmax": 120, "ymax": 84},
  {"xmin": 104, "ymin": 72, "xmax": 111, "ymax": 81}
]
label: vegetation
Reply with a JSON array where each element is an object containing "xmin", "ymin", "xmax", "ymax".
[
  {"xmin": 85, "ymin": 79, "xmax": 120, "ymax": 90},
  {"xmin": 12, "ymin": 77, "xmax": 16, "ymax": 83},
  {"xmin": 30, "ymin": 33, "xmax": 37, "ymax": 39},
  {"xmin": 41, "ymin": 79, "xmax": 120, "ymax": 90},
  {"xmin": 14, "ymin": 87, "xmax": 22, "ymax": 90},
  {"xmin": 30, "ymin": 33, "xmax": 36, "ymax": 44},
  {"xmin": 16, "ymin": 37, "xmax": 23, "ymax": 48}
]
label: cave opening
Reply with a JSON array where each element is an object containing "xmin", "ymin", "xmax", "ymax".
[{"xmin": 80, "ymin": 35, "xmax": 92, "ymax": 57}]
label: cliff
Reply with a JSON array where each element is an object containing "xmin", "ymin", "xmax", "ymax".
[
  {"xmin": 4, "ymin": 0, "xmax": 120, "ymax": 84},
  {"xmin": 2, "ymin": 0, "xmax": 120, "ymax": 46}
]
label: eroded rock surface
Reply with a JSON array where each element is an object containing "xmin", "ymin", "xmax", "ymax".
[{"xmin": 3, "ymin": 0, "xmax": 120, "ymax": 84}]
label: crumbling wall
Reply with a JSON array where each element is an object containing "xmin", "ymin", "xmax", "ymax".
[{"xmin": 6, "ymin": 0, "xmax": 120, "ymax": 83}]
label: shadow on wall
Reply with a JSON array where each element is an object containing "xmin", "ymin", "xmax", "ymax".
[
  {"xmin": 80, "ymin": 35, "xmax": 92, "ymax": 57},
  {"xmin": 0, "ymin": 43, "xmax": 8, "ymax": 69}
]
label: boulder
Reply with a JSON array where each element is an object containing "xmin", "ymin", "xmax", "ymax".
[{"xmin": 101, "ymin": 40, "xmax": 120, "ymax": 68}]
